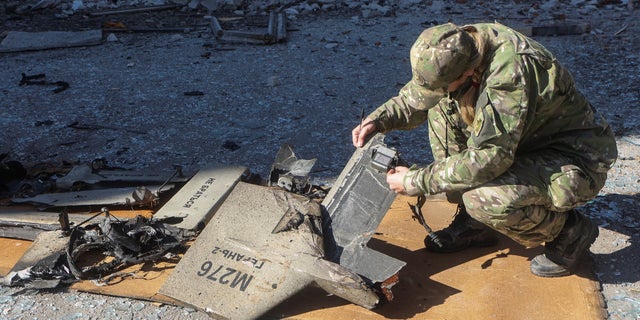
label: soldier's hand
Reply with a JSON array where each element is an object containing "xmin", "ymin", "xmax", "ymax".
[
  {"xmin": 352, "ymin": 117, "xmax": 377, "ymax": 148},
  {"xmin": 386, "ymin": 166, "xmax": 410, "ymax": 194}
]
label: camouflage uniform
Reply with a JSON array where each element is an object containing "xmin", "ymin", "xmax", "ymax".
[{"xmin": 368, "ymin": 22, "xmax": 618, "ymax": 247}]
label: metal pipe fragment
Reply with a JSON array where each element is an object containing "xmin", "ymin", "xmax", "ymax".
[
  {"xmin": 268, "ymin": 11, "xmax": 277, "ymax": 40},
  {"xmin": 276, "ymin": 13, "xmax": 287, "ymax": 42},
  {"xmin": 209, "ymin": 16, "xmax": 223, "ymax": 39}
]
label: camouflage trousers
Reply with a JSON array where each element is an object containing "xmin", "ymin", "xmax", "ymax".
[{"xmin": 427, "ymin": 102, "xmax": 607, "ymax": 247}]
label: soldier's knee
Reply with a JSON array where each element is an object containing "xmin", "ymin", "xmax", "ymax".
[
  {"xmin": 462, "ymin": 190, "xmax": 512, "ymax": 227},
  {"xmin": 548, "ymin": 164, "xmax": 602, "ymax": 211}
]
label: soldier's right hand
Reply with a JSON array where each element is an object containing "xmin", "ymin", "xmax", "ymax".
[{"xmin": 352, "ymin": 117, "xmax": 377, "ymax": 148}]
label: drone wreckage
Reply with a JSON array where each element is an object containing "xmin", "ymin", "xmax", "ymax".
[{"xmin": 0, "ymin": 133, "xmax": 413, "ymax": 319}]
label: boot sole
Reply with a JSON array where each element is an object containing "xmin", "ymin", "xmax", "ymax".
[
  {"xmin": 426, "ymin": 234, "xmax": 499, "ymax": 253},
  {"xmin": 530, "ymin": 254, "xmax": 571, "ymax": 277}
]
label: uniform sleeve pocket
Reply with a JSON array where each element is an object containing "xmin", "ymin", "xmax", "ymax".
[{"xmin": 471, "ymin": 97, "xmax": 504, "ymax": 145}]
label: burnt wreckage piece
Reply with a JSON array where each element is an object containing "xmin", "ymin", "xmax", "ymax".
[
  {"xmin": 66, "ymin": 211, "xmax": 193, "ymax": 280},
  {"xmin": 268, "ymin": 143, "xmax": 317, "ymax": 194},
  {"xmin": 1, "ymin": 211, "xmax": 192, "ymax": 287}
]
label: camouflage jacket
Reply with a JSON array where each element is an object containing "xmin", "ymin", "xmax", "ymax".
[{"xmin": 368, "ymin": 22, "xmax": 618, "ymax": 195}]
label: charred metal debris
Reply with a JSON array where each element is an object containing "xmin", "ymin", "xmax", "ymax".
[
  {"xmin": 19, "ymin": 73, "xmax": 69, "ymax": 93},
  {"xmin": 66, "ymin": 209, "xmax": 193, "ymax": 280},
  {"xmin": 1, "ymin": 210, "xmax": 192, "ymax": 287}
]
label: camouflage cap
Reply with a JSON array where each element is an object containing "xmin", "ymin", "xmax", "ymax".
[{"xmin": 402, "ymin": 23, "xmax": 478, "ymax": 110}]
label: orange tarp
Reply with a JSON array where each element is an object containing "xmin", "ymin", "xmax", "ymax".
[{"xmin": 0, "ymin": 196, "xmax": 605, "ymax": 319}]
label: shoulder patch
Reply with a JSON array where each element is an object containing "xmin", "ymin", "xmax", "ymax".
[{"xmin": 471, "ymin": 93, "xmax": 505, "ymax": 146}]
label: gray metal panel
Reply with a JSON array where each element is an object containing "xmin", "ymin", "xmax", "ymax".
[
  {"xmin": 152, "ymin": 165, "xmax": 247, "ymax": 231},
  {"xmin": 11, "ymin": 186, "xmax": 163, "ymax": 207},
  {"xmin": 321, "ymin": 133, "xmax": 406, "ymax": 283},
  {"xmin": 0, "ymin": 30, "xmax": 103, "ymax": 53}
]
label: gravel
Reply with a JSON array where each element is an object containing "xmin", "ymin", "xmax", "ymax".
[{"xmin": 1, "ymin": 0, "xmax": 639, "ymax": 319}]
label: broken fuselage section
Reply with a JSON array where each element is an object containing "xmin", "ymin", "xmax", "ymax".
[{"xmin": 160, "ymin": 133, "xmax": 405, "ymax": 319}]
